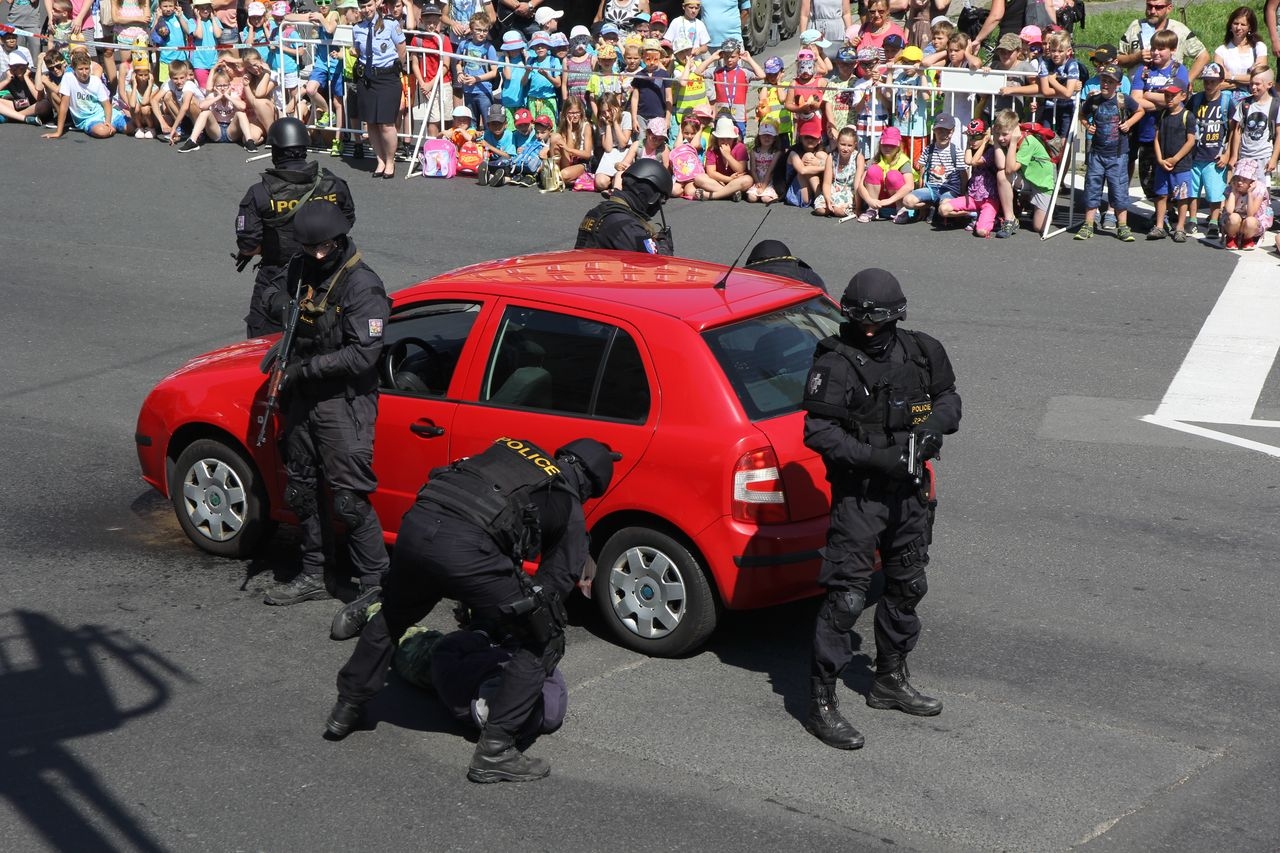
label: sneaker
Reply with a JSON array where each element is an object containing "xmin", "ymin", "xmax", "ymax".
[
  {"xmin": 1100, "ymin": 211, "xmax": 1117, "ymax": 232},
  {"xmin": 264, "ymin": 573, "xmax": 328, "ymax": 606},
  {"xmin": 25, "ymin": 115, "xmax": 42, "ymax": 126},
  {"xmin": 994, "ymin": 220, "xmax": 1018, "ymax": 238},
  {"xmin": 731, "ymin": 190, "xmax": 743, "ymax": 202},
  {"xmin": 156, "ymin": 131, "xmax": 172, "ymax": 143},
  {"xmin": 1224, "ymin": 235, "xmax": 1239, "ymax": 249},
  {"xmin": 330, "ymin": 138, "xmax": 342, "ymax": 157},
  {"xmin": 1074, "ymin": 222, "xmax": 1094, "ymax": 240},
  {"xmin": 1146, "ymin": 227, "xmax": 1167, "ymax": 240},
  {"xmin": 1171, "ymin": 229, "xmax": 1187, "ymax": 243},
  {"xmin": 395, "ymin": 144, "xmax": 411, "ymax": 162},
  {"xmin": 1187, "ymin": 221, "xmax": 1200, "ymax": 237},
  {"xmin": 244, "ymin": 139, "xmax": 258, "ymax": 152},
  {"xmin": 487, "ymin": 166, "xmax": 507, "ymax": 187},
  {"xmin": 178, "ymin": 137, "xmax": 201, "ymax": 153},
  {"xmin": 1116, "ymin": 224, "xmax": 1135, "ymax": 242},
  {"xmin": 134, "ymin": 128, "xmax": 147, "ymax": 139},
  {"xmin": 856, "ymin": 210, "xmax": 874, "ymax": 223},
  {"xmin": 316, "ymin": 111, "xmax": 331, "ymax": 127},
  {"xmin": 476, "ymin": 161, "xmax": 490, "ymax": 186},
  {"xmin": 892, "ymin": 208, "xmax": 913, "ymax": 224},
  {"xmin": 1206, "ymin": 222, "xmax": 1220, "ymax": 240},
  {"xmin": 1242, "ymin": 236, "xmax": 1257, "ymax": 251}
]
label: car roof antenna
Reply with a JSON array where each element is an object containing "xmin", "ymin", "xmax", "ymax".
[{"xmin": 714, "ymin": 208, "xmax": 772, "ymax": 291}]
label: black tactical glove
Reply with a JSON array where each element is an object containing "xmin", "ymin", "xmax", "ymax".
[
  {"xmin": 915, "ymin": 430, "xmax": 943, "ymax": 463},
  {"xmin": 282, "ymin": 361, "xmax": 307, "ymax": 389},
  {"xmin": 867, "ymin": 447, "xmax": 910, "ymax": 480}
]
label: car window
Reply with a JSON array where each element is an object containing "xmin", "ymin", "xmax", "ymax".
[
  {"xmin": 701, "ymin": 296, "xmax": 844, "ymax": 421},
  {"xmin": 381, "ymin": 301, "xmax": 482, "ymax": 397},
  {"xmin": 480, "ymin": 306, "xmax": 651, "ymax": 423}
]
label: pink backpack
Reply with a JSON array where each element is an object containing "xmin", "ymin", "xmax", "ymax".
[
  {"xmin": 671, "ymin": 143, "xmax": 704, "ymax": 181},
  {"xmin": 419, "ymin": 138, "xmax": 457, "ymax": 179}
]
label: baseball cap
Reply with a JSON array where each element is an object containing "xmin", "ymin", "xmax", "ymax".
[
  {"xmin": 1200, "ymin": 62, "xmax": 1224, "ymax": 80},
  {"xmin": 596, "ymin": 43, "xmax": 617, "ymax": 60},
  {"xmin": 600, "ymin": 22, "xmax": 620, "ymax": 36},
  {"xmin": 1163, "ymin": 83, "xmax": 1184, "ymax": 95},
  {"xmin": 901, "ymin": 45, "xmax": 923, "ymax": 63},
  {"xmin": 764, "ymin": 56, "xmax": 784, "ymax": 73},
  {"xmin": 246, "ymin": 1, "xmax": 266, "ymax": 15},
  {"xmin": 534, "ymin": 6, "xmax": 562, "ymax": 25},
  {"xmin": 883, "ymin": 33, "xmax": 904, "ymax": 50},
  {"xmin": 880, "ymin": 126, "xmax": 903, "ymax": 146},
  {"xmin": 420, "ymin": 1, "xmax": 443, "ymax": 15},
  {"xmin": 996, "ymin": 33, "xmax": 1022, "ymax": 52},
  {"xmin": 549, "ymin": 32, "xmax": 569, "ymax": 47},
  {"xmin": 967, "ymin": 118, "xmax": 986, "ymax": 135},
  {"xmin": 629, "ymin": 11, "xmax": 651, "ymax": 21},
  {"xmin": 797, "ymin": 115, "xmax": 823, "ymax": 138},
  {"xmin": 650, "ymin": 11, "xmax": 668, "ymax": 26},
  {"xmin": 1019, "ymin": 25, "xmax": 1042, "ymax": 44},
  {"xmin": 713, "ymin": 115, "xmax": 738, "ymax": 138},
  {"xmin": 486, "ymin": 104, "xmax": 507, "ymax": 124},
  {"xmin": 647, "ymin": 116, "xmax": 669, "ymax": 136},
  {"xmin": 1090, "ymin": 45, "xmax": 1118, "ymax": 64},
  {"xmin": 934, "ymin": 113, "xmax": 956, "ymax": 130},
  {"xmin": 451, "ymin": 105, "xmax": 473, "ymax": 119},
  {"xmin": 1097, "ymin": 64, "xmax": 1122, "ymax": 82},
  {"xmin": 855, "ymin": 47, "xmax": 878, "ymax": 63},
  {"xmin": 570, "ymin": 24, "xmax": 591, "ymax": 39},
  {"xmin": 720, "ymin": 38, "xmax": 742, "ymax": 53},
  {"xmin": 513, "ymin": 107, "xmax": 533, "ymax": 124},
  {"xmin": 800, "ymin": 28, "xmax": 831, "ymax": 49},
  {"xmin": 534, "ymin": 114, "xmax": 553, "ymax": 127},
  {"xmin": 501, "ymin": 31, "xmax": 527, "ymax": 51},
  {"xmin": 270, "ymin": 1, "xmax": 289, "ymax": 16},
  {"xmin": 836, "ymin": 47, "xmax": 857, "ymax": 63},
  {"xmin": 642, "ymin": 37, "xmax": 663, "ymax": 52},
  {"xmin": 529, "ymin": 31, "xmax": 552, "ymax": 48},
  {"xmin": 758, "ymin": 121, "xmax": 778, "ymax": 137}
]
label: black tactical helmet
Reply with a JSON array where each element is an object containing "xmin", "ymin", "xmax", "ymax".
[
  {"xmin": 555, "ymin": 438, "xmax": 616, "ymax": 499},
  {"xmin": 267, "ymin": 116, "xmax": 311, "ymax": 149},
  {"xmin": 840, "ymin": 268, "xmax": 907, "ymax": 325},
  {"xmin": 293, "ymin": 199, "xmax": 352, "ymax": 245},
  {"xmin": 624, "ymin": 157, "xmax": 674, "ymax": 199}
]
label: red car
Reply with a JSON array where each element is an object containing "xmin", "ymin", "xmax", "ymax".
[{"xmin": 136, "ymin": 250, "xmax": 848, "ymax": 656}]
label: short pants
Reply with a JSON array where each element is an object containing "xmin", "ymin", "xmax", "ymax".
[
  {"xmin": 309, "ymin": 61, "xmax": 346, "ymax": 98},
  {"xmin": 910, "ymin": 185, "xmax": 958, "ymax": 206},
  {"xmin": 1190, "ymin": 160, "xmax": 1227, "ymax": 204},
  {"xmin": 1154, "ymin": 167, "xmax": 1192, "ymax": 201}
]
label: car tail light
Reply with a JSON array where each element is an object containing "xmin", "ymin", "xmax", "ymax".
[{"xmin": 732, "ymin": 448, "xmax": 789, "ymax": 524}]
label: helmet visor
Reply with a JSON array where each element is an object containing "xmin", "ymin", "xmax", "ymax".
[{"xmin": 842, "ymin": 300, "xmax": 905, "ymax": 325}]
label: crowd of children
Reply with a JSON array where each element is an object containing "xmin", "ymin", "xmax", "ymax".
[{"xmin": 4, "ymin": 1, "xmax": 1278, "ymax": 248}]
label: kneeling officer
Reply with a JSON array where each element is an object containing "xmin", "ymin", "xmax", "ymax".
[
  {"xmin": 574, "ymin": 158, "xmax": 674, "ymax": 255},
  {"xmin": 324, "ymin": 436, "xmax": 616, "ymax": 784}
]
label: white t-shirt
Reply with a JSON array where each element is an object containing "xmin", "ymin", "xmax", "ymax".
[
  {"xmin": 59, "ymin": 72, "xmax": 111, "ymax": 120},
  {"xmin": 1214, "ymin": 41, "xmax": 1268, "ymax": 82},
  {"xmin": 665, "ymin": 17, "xmax": 711, "ymax": 49},
  {"xmin": 165, "ymin": 78, "xmax": 205, "ymax": 102}
]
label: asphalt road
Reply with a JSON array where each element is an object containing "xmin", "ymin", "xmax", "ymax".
[{"xmin": 2, "ymin": 130, "xmax": 1278, "ymax": 853}]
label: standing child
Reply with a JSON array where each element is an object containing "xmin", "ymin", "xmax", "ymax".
[
  {"xmin": 892, "ymin": 45, "xmax": 928, "ymax": 164},
  {"xmin": 152, "ymin": 0, "xmax": 191, "ymax": 84},
  {"xmin": 410, "ymin": 3, "xmax": 453, "ymax": 138},
  {"xmin": 1186, "ymin": 64, "xmax": 1232, "ymax": 240},
  {"xmin": 1036, "ymin": 30, "xmax": 1081, "ymax": 139},
  {"xmin": 1131, "ymin": 29, "xmax": 1189, "ymax": 200},
  {"xmin": 267, "ymin": 2, "xmax": 303, "ymax": 118},
  {"xmin": 498, "ymin": 31, "xmax": 531, "ymax": 127},
  {"xmin": 698, "ymin": 38, "xmax": 762, "ymax": 138},
  {"xmin": 1075, "ymin": 64, "xmax": 1143, "ymax": 242},
  {"xmin": 586, "ymin": 43, "xmax": 623, "ymax": 123},
  {"xmin": 993, "ymin": 108, "xmax": 1053, "ymax": 237},
  {"xmin": 816, "ymin": 125, "xmax": 865, "ymax": 218},
  {"xmin": 755, "ymin": 56, "xmax": 793, "ymax": 145},
  {"xmin": 670, "ymin": 39, "xmax": 710, "ymax": 124},
  {"xmin": 746, "ymin": 121, "xmax": 783, "ymax": 204},
  {"xmin": 564, "ymin": 30, "xmax": 594, "ymax": 105},
  {"xmin": 189, "ymin": 0, "xmax": 222, "ymax": 89},
  {"xmin": 629, "ymin": 38, "xmax": 671, "ymax": 132},
  {"xmin": 525, "ymin": 31, "xmax": 563, "ymax": 124},
  {"xmin": 1228, "ymin": 68, "xmax": 1280, "ymax": 180},
  {"xmin": 180, "ymin": 69, "xmax": 255, "ymax": 150},
  {"xmin": 940, "ymin": 118, "xmax": 1001, "ymax": 237},
  {"xmin": 857, "ymin": 125, "xmax": 915, "ymax": 221},
  {"xmin": 1148, "ymin": 84, "xmax": 1195, "ymax": 242},
  {"xmin": 453, "ymin": 12, "xmax": 498, "ymax": 125},
  {"xmin": 1222, "ymin": 158, "xmax": 1274, "ymax": 250},
  {"xmin": 899, "ymin": 113, "xmax": 964, "ymax": 223}
]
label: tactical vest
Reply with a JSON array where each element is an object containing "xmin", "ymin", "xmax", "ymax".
[
  {"xmin": 574, "ymin": 197, "xmax": 659, "ymax": 250},
  {"xmin": 420, "ymin": 438, "xmax": 569, "ymax": 557},
  {"xmin": 259, "ymin": 168, "xmax": 342, "ymax": 265},
  {"xmin": 290, "ymin": 249, "xmax": 364, "ymax": 359},
  {"xmin": 803, "ymin": 331, "xmax": 935, "ymax": 448}
]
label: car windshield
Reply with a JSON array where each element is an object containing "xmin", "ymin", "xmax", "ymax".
[{"xmin": 701, "ymin": 296, "xmax": 843, "ymax": 421}]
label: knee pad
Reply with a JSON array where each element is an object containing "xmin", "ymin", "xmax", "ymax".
[
  {"xmin": 284, "ymin": 482, "xmax": 318, "ymax": 520},
  {"xmin": 822, "ymin": 589, "xmax": 865, "ymax": 633},
  {"xmin": 333, "ymin": 489, "xmax": 372, "ymax": 527},
  {"xmin": 884, "ymin": 570, "xmax": 928, "ymax": 614}
]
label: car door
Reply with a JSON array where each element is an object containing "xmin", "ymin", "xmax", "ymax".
[
  {"xmin": 371, "ymin": 296, "xmax": 493, "ymax": 530},
  {"xmin": 447, "ymin": 299, "xmax": 658, "ymax": 510}
]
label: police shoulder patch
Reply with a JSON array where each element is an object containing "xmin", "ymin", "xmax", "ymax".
[
  {"xmin": 368, "ymin": 318, "xmax": 384, "ymax": 338},
  {"xmin": 804, "ymin": 365, "xmax": 830, "ymax": 401}
]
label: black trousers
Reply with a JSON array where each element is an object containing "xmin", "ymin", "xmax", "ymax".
[
  {"xmin": 811, "ymin": 483, "xmax": 931, "ymax": 686},
  {"xmin": 335, "ymin": 506, "xmax": 561, "ymax": 738},
  {"xmin": 245, "ymin": 264, "xmax": 286, "ymax": 339},
  {"xmin": 283, "ymin": 393, "xmax": 388, "ymax": 588}
]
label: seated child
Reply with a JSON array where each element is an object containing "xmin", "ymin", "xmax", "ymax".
[
  {"xmin": 41, "ymin": 49, "xmax": 119, "ymax": 139},
  {"xmin": 0, "ymin": 52, "xmax": 47, "ymax": 125},
  {"xmin": 617, "ymin": 116, "xmax": 673, "ymax": 190},
  {"xmin": 117, "ymin": 55, "xmax": 159, "ymax": 137},
  {"xmin": 1222, "ymin": 158, "xmax": 1273, "ymax": 250},
  {"xmin": 699, "ymin": 114, "xmax": 753, "ymax": 200},
  {"xmin": 785, "ymin": 115, "xmax": 829, "ymax": 207},
  {"xmin": 857, "ymin": 126, "xmax": 916, "ymax": 221},
  {"xmin": 595, "ymin": 93, "xmax": 635, "ymax": 191},
  {"xmin": 899, "ymin": 113, "xmax": 964, "ymax": 222},
  {"xmin": 994, "ymin": 108, "xmax": 1054, "ymax": 237},
  {"xmin": 180, "ymin": 69, "xmax": 256, "ymax": 151},
  {"xmin": 152, "ymin": 58, "xmax": 204, "ymax": 143},
  {"xmin": 940, "ymin": 118, "xmax": 1001, "ymax": 237},
  {"xmin": 746, "ymin": 121, "xmax": 783, "ymax": 203},
  {"xmin": 815, "ymin": 124, "xmax": 864, "ymax": 217},
  {"xmin": 508, "ymin": 107, "xmax": 548, "ymax": 185},
  {"xmin": 477, "ymin": 102, "xmax": 516, "ymax": 186}
]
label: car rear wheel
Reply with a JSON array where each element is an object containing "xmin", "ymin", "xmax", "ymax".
[
  {"xmin": 594, "ymin": 527, "xmax": 718, "ymax": 656},
  {"xmin": 744, "ymin": 0, "xmax": 773, "ymax": 54},
  {"xmin": 171, "ymin": 439, "xmax": 271, "ymax": 559},
  {"xmin": 778, "ymin": 0, "xmax": 801, "ymax": 41}
]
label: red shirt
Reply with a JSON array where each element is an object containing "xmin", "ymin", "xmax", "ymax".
[{"xmin": 411, "ymin": 32, "xmax": 452, "ymax": 84}]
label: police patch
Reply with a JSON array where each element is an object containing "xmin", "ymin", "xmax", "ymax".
[
  {"xmin": 368, "ymin": 319, "xmax": 384, "ymax": 338},
  {"xmin": 805, "ymin": 366, "xmax": 829, "ymax": 401},
  {"xmin": 236, "ymin": 214, "xmax": 245, "ymax": 231}
]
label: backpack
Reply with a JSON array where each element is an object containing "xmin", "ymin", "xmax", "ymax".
[
  {"xmin": 1023, "ymin": 0, "xmax": 1056, "ymax": 30},
  {"xmin": 956, "ymin": 0, "xmax": 984, "ymax": 40},
  {"xmin": 670, "ymin": 143, "xmax": 705, "ymax": 181},
  {"xmin": 419, "ymin": 138, "xmax": 458, "ymax": 178},
  {"xmin": 1020, "ymin": 122, "xmax": 1065, "ymax": 164},
  {"xmin": 457, "ymin": 140, "xmax": 484, "ymax": 175}
]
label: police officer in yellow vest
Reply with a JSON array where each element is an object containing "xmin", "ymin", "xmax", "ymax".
[
  {"xmin": 235, "ymin": 117, "xmax": 355, "ymax": 338},
  {"xmin": 324, "ymin": 437, "xmax": 616, "ymax": 784}
]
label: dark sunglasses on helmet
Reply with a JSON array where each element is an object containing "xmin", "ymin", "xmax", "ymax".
[{"xmin": 841, "ymin": 300, "xmax": 905, "ymax": 325}]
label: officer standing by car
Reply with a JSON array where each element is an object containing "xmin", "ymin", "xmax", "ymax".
[
  {"xmin": 799, "ymin": 268, "xmax": 961, "ymax": 750},
  {"xmin": 574, "ymin": 159, "xmax": 675, "ymax": 255},
  {"xmin": 323, "ymin": 437, "xmax": 616, "ymax": 785},
  {"xmin": 262, "ymin": 199, "xmax": 391, "ymax": 618},
  {"xmin": 743, "ymin": 239, "xmax": 827, "ymax": 288},
  {"xmin": 235, "ymin": 116, "xmax": 355, "ymax": 339}
]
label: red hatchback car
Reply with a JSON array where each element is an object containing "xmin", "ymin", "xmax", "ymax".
[{"xmin": 136, "ymin": 250, "xmax": 848, "ymax": 655}]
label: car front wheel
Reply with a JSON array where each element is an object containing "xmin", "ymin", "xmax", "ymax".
[
  {"xmin": 594, "ymin": 527, "xmax": 719, "ymax": 656},
  {"xmin": 170, "ymin": 439, "xmax": 271, "ymax": 558}
]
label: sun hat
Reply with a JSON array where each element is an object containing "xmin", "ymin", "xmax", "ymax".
[
  {"xmin": 713, "ymin": 115, "xmax": 738, "ymax": 138},
  {"xmin": 880, "ymin": 126, "xmax": 902, "ymax": 146}
]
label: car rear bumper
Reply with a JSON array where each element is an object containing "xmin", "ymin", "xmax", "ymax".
[{"xmin": 698, "ymin": 514, "xmax": 829, "ymax": 610}]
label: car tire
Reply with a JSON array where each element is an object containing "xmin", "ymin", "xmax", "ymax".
[
  {"xmin": 778, "ymin": 0, "xmax": 801, "ymax": 41},
  {"xmin": 744, "ymin": 0, "xmax": 772, "ymax": 54},
  {"xmin": 170, "ymin": 439, "xmax": 272, "ymax": 559},
  {"xmin": 594, "ymin": 527, "xmax": 719, "ymax": 656}
]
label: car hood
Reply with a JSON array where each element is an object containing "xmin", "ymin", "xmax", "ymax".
[{"xmin": 160, "ymin": 338, "xmax": 273, "ymax": 384}]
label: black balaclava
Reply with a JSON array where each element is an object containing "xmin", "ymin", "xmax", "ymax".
[{"xmin": 840, "ymin": 268, "xmax": 906, "ymax": 359}]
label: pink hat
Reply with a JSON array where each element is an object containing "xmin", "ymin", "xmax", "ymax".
[
  {"xmin": 692, "ymin": 103, "xmax": 714, "ymax": 119},
  {"xmin": 270, "ymin": 1, "xmax": 289, "ymax": 15},
  {"xmin": 1234, "ymin": 159, "xmax": 1261, "ymax": 181},
  {"xmin": 880, "ymin": 126, "xmax": 902, "ymax": 147},
  {"xmin": 1019, "ymin": 25, "xmax": 1042, "ymax": 44},
  {"xmin": 646, "ymin": 116, "xmax": 669, "ymax": 136}
]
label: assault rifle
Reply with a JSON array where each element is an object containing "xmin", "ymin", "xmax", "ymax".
[{"xmin": 255, "ymin": 297, "xmax": 302, "ymax": 447}]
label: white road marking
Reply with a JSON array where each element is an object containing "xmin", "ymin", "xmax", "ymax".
[{"xmin": 1142, "ymin": 252, "xmax": 1280, "ymax": 455}]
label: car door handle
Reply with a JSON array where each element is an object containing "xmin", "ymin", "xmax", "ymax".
[{"xmin": 409, "ymin": 422, "xmax": 445, "ymax": 437}]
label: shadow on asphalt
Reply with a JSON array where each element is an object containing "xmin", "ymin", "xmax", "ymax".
[{"xmin": 0, "ymin": 610, "xmax": 193, "ymax": 852}]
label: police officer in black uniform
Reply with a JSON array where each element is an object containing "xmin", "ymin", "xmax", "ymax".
[
  {"xmin": 800, "ymin": 268, "xmax": 961, "ymax": 750},
  {"xmin": 323, "ymin": 437, "xmax": 616, "ymax": 785},
  {"xmin": 743, "ymin": 239, "xmax": 827, "ymax": 288},
  {"xmin": 235, "ymin": 116, "xmax": 355, "ymax": 339},
  {"xmin": 262, "ymin": 200, "xmax": 392, "ymax": 616},
  {"xmin": 574, "ymin": 158, "xmax": 674, "ymax": 255}
]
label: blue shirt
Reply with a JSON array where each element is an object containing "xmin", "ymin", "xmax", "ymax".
[
  {"xmin": 525, "ymin": 54, "xmax": 561, "ymax": 100},
  {"xmin": 456, "ymin": 37, "xmax": 498, "ymax": 96},
  {"xmin": 501, "ymin": 61, "xmax": 529, "ymax": 109},
  {"xmin": 268, "ymin": 22, "xmax": 301, "ymax": 77},
  {"xmin": 484, "ymin": 125, "xmax": 516, "ymax": 155},
  {"xmin": 352, "ymin": 16, "xmax": 405, "ymax": 70},
  {"xmin": 190, "ymin": 15, "xmax": 219, "ymax": 70},
  {"xmin": 1131, "ymin": 60, "xmax": 1189, "ymax": 142},
  {"xmin": 242, "ymin": 25, "xmax": 271, "ymax": 61},
  {"xmin": 700, "ymin": 0, "xmax": 745, "ymax": 48},
  {"xmin": 157, "ymin": 11, "xmax": 187, "ymax": 66},
  {"xmin": 1081, "ymin": 92, "xmax": 1140, "ymax": 155},
  {"xmin": 1037, "ymin": 56, "xmax": 1081, "ymax": 108}
]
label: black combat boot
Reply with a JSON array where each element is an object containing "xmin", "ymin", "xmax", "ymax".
[
  {"xmin": 867, "ymin": 653, "xmax": 943, "ymax": 716},
  {"xmin": 329, "ymin": 584, "xmax": 382, "ymax": 641},
  {"xmin": 323, "ymin": 699, "xmax": 363, "ymax": 740},
  {"xmin": 466, "ymin": 729, "xmax": 551, "ymax": 783},
  {"xmin": 803, "ymin": 683, "xmax": 865, "ymax": 750}
]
